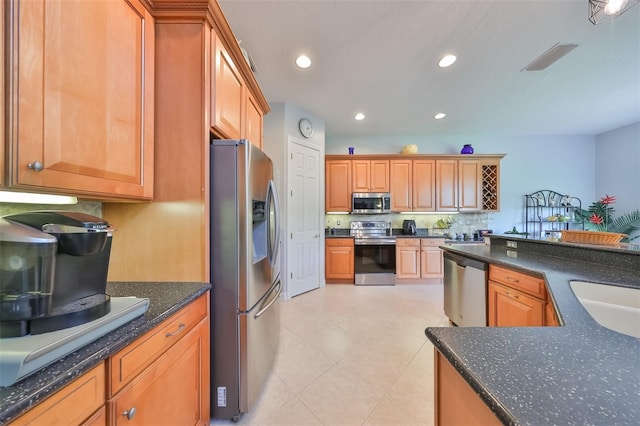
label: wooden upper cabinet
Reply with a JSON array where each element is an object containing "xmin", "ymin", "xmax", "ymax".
[
  {"xmin": 436, "ymin": 159, "xmax": 481, "ymax": 211},
  {"xmin": 245, "ymin": 89, "xmax": 263, "ymax": 149},
  {"xmin": 7, "ymin": 0, "xmax": 154, "ymax": 200},
  {"xmin": 370, "ymin": 160, "xmax": 390, "ymax": 192},
  {"xmin": 352, "ymin": 160, "xmax": 389, "ymax": 192},
  {"xmin": 391, "ymin": 159, "xmax": 434, "ymax": 212},
  {"xmin": 212, "ymin": 31, "xmax": 243, "ymax": 140},
  {"xmin": 412, "ymin": 159, "xmax": 435, "ymax": 211},
  {"xmin": 436, "ymin": 160, "xmax": 457, "ymax": 211},
  {"xmin": 458, "ymin": 160, "xmax": 481, "ymax": 210},
  {"xmin": 325, "ymin": 160, "xmax": 352, "ymax": 212},
  {"xmin": 390, "ymin": 159, "xmax": 412, "ymax": 211}
]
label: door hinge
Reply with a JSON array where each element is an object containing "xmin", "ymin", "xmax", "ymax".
[
  {"xmin": 290, "ymin": 233, "xmax": 293, "ymax": 239},
  {"xmin": 290, "ymin": 272, "xmax": 293, "ymax": 279},
  {"xmin": 290, "ymin": 190, "xmax": 293, "ymax": 197}
]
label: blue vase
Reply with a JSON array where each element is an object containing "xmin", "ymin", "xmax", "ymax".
[{"xmin": 460, "ymin": 144, "xmax": 474, "ymax": 154}]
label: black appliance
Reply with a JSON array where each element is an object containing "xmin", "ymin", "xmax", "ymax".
[
  {"xmin": 0, "ymin": 211, "xmax": 114, "ymax": 337},
  {"xmin": 402, "ymin": 219, "xmax": 417, "ymax": 235}
]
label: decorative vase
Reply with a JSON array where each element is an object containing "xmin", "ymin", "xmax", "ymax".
[{"xmin": 460, "ymin": 144, "xmax": 474, "ymax": 154}]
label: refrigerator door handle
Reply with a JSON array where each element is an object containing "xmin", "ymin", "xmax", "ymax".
[
  {"xmin": 254, "ymin": 276, "xmax": 282, "ymax": 319},
  {"xmin": 266, "ymin": 179, "xmax": 280, "ymax": 267}
]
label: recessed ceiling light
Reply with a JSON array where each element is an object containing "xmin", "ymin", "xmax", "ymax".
[
  {"xmin": 434, "ymin": 113, "xmax": 446, "ymax": 120},
  {"xmin": 354, "ymin": 113, "xmax": 365, "ymax": 121},
  {"xmin": 295, "ymin": 55, "xmax": 311, "ymax": 69},
  {"xmin": 438, "ymin": 54, "xmax": 457, "ymax": 68}
]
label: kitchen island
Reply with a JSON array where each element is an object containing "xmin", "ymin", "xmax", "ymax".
[
  {"xmin": 0, "ymin": 281, "xmax": 211, "ymax": 425},
  {"xmin": 427, "ymin": 235, "xmax": 640, "ymax": 425}
]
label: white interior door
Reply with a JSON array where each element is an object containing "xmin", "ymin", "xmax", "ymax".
[{"xmin": 287, "ymin": 141, "xmax": 321, "ymax": 297}]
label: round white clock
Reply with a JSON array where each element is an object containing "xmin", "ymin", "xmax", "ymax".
[{"xmin": 298, "ymin": 118, "xmax": 314, "ymax": 138}]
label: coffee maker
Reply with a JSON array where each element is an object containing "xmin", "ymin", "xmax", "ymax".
[{"xmin": 0, "ymin": 211, "xmax": 114, "ymax": 337}]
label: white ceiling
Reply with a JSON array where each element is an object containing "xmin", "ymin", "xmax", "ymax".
[{"xmin": 219, "ymin": 0, "xmax": 640, "ymax": 139}]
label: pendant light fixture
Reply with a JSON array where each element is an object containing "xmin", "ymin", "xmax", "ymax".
[{"xmin": 588, "ymin": 0, "xmax": 639, "ymax": 24}]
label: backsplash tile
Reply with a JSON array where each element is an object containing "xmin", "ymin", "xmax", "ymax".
[{"xmin": 325, "ymin": 212, "xmax": 491, "ymax": 235}]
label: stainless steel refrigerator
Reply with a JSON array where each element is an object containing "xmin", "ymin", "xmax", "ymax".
[{"xmin": 210, "ymin": 139, "xmax": 281, "ymax": 421}]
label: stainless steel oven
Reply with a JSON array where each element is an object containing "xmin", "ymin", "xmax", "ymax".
[{"xmin": 351, "ymin": 221, "xmax": 396, "ymax": 285}]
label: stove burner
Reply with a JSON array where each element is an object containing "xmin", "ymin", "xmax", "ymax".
[{"xmin": 350, "ymin": 221, "xmax": 395, "ymax": 245}]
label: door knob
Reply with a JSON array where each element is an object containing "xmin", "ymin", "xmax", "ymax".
[
  {"xmin": 27, "ymin": 161, "xmax": 44, "ymax": 172},
  {"xmin": 123, "ymin": 407, "xmax": 136, "ymax": 420}
]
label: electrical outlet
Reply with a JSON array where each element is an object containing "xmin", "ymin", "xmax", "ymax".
[
  {"xmin": 507, "ymin": 241, "xmax": 518, "ymax": 249},
  {"xmin": 336, "ymin": 220, "xmax": 341, "ymax": 226}
]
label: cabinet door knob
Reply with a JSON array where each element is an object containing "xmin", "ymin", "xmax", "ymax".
[
  {"xmin": 123, "ymin": 407, "xmax": 136, "ymax": 420},
  {"xmin": 27, "ymin": 161, "xmax": 44, "ymax": 172}
]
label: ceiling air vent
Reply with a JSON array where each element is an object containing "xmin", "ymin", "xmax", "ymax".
[{"xmin": 523, "ymin": 43, "xmax": 578, "ymax": 71}]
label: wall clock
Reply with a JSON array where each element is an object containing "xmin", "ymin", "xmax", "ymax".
[{"xmin": 298, "ymin": 118, "xmax": 314, "ymax": 138}]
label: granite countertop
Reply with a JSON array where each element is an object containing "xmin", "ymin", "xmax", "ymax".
[
  {"xmin": 426, "ymin": 236, "xmax": 640, "ymax": 425},
  {"xmin": 0, "ymin": 281, "xmax": 211, "ymax": 424}
]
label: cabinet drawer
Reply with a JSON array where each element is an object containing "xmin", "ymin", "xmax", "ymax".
[
  {"xmin": 421, "ymin": 238, "xmax": 444, "ymax": 247},
  {"xmin": 489, "ymin": 265, "xmax": 545, "ymax": 299},
  {"xmin": 325, "ymin": 238, "xmax": 354, "ymax": 247},
  {"xmin": 10, "ymin": 363, "xmax": 105, "ymax": 426},
  {"xmin": 396, "ymin": 238, "xmax": 420, "ymax": 247},
  {"xmin": 109, "ymin": 320, "xmax": 208, "ymax": 425},
  {"xmin": 108, "ymin": 294, "xmax": 208, "ymax": 395}
]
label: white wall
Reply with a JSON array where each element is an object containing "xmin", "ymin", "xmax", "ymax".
[
  {"xmin": 595, "ymin": 122, "xmax": 640, "ymax": 212},
  {"xmin": 263, "ymin": 103, "xmax": 326, "ymax": 297},
  {"xmin": 326, "ymin": 134, "xmax": 597, "ymax": 235}
]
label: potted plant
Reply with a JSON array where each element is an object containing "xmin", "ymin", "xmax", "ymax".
[{"xmin": 574, "ymin": 195, "xmax": 640, "ymax": 243}]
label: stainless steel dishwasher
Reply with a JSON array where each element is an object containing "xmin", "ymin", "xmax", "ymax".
[{"xmin": 443, "ymin": 252, "xmax": 488, "ymax": 326}]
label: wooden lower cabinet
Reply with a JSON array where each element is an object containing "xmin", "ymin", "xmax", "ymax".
[
  {"xmin": 488, "ymin": 282, "xmax": 544, "ymax": 326},
  {"xmin": 396, "ymin": 239, "xmax": 420, "ymax": 279},
  {"xmin": 420, "ymin": 239, "xmax": 444, "ymax": 278},
  {"xmin": 325, "ymin": 238, "xmax": 354, "ymax": 283},
  {"xmin": 396, "ymin": 238, "xmax": 444, "ymax": 282},
  {"xmin": 83, "ymin": 407, "xmax": 107, "ymax": 426},
  {"xmin": 107, "ymin": 294, "xmax": 209, "ymax": 425},
  {"xmin": 108, "ymin": 318, "xmax": 209, "ymax": 425},
  {"xmin": 488, "ymin": 265, "xmax": 546, "ymax": 326},
  {"xmin": 434, "ymin": 351, "xmax": 500, "ymax": 425},
  {"xmin": 9, "ymin": 364, "xmax": 105, "ymax": 426}
]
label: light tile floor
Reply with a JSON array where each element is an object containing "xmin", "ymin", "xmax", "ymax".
[{"xmin": 211, "ymin": 283, "xmax": 450, "ymax": 426}]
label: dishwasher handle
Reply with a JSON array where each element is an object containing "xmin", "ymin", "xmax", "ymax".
[{"xmin": 444, "ymin": 252, "xmax": 488, "ymax": 271}]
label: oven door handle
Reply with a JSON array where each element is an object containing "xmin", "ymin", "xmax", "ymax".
[{"xmin": 354, "ymin": 239, "xmax": 396, "ymax": 245}]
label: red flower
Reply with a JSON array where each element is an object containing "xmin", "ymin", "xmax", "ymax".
[
  {"xmin": 589, "ymin": 213, "xmax": 604, "ymax": 225},
  {"xmin": 600, "ymin": 195, "xmax": 616, "ymax": 205}
]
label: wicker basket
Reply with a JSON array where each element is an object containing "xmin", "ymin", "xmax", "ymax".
[{"xmin": 561, "ymin": 230, "xmax": 626, "ymax": 245}]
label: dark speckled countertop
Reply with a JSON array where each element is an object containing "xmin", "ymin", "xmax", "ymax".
[
  {"xmin": 426, "ymin": 236, "xmax": 640, "ymax": 425},
  {"xmin": 0, "ymin": 281, "xmax": 211, "ymax": 425}
]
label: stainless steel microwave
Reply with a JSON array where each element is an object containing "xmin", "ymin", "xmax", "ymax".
[{"xmin": 352, "ymin": 193, "xmax": 391, "ymax": 214}]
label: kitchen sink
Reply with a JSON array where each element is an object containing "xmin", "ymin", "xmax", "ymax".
[{"xmin": 570, "ymin": 281, "xmax": 640, "ymax": 338}]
